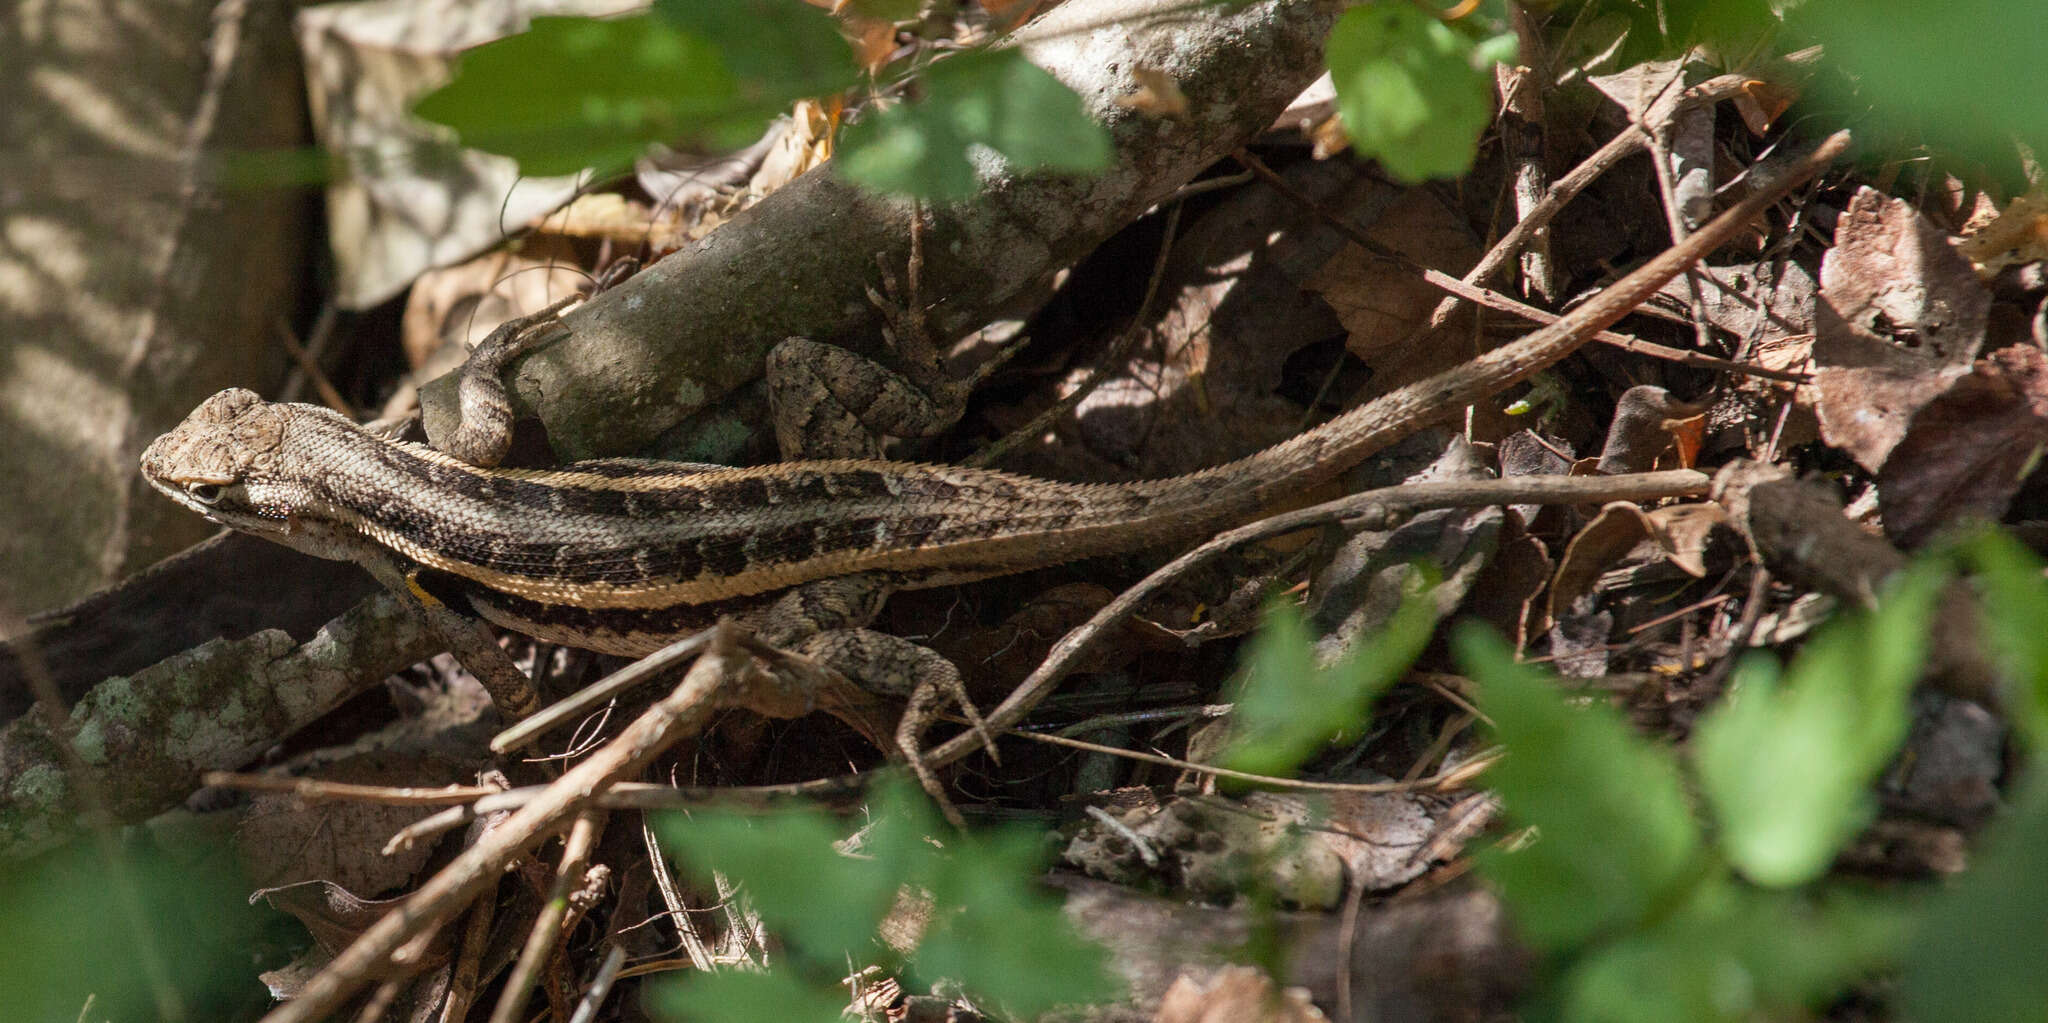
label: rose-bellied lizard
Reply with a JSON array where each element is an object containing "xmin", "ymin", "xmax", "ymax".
[{"xmin": 139, "ymin": 134, "xmax": 1845, "ymax": 734}]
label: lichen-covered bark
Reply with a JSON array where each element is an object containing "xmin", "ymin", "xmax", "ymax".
[
  {"xmin": 419, "ymin": 0, "xmax": 1335, "ymax": 460},
  {"xmin": 0, "ymin": 593, "xmax": 437, "ymax": 860}
]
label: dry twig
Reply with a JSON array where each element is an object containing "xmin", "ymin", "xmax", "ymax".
[{"xmin": 262, "ymin": 625, "xmax": 745, "ymax": 1023}]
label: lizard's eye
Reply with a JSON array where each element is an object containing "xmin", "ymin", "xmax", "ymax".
[{"xmin": 187, "ymin": 483, "xmax": 223, "ymax": 505}]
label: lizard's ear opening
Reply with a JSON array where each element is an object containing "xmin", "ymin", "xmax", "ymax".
[{"xmin": 187, "ymin": 482, "xmax": 223, "ymax": 505}]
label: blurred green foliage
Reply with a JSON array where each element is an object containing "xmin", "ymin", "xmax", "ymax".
[
  {"xmin": 1456, "ymin": 624, "xmax": 1706, "ymax": 955},
  {"xmin": 0, "ymin": 831, "xmax": 268, "ymax": 1021},
  {"xmin": 1449, "ymin": 537, "xmax": 2048, "ymax": 1020},
  {"xmin": 651, "ymin": 778, "xmax": 1116, "ymax": 1021},
  {"xmin": 1219, "ymin": 590, "xmax": 1435, "ymax": 779},
  {"xmin": 1897, "ymin": 531, "xmax": 2048, "ymax": 1020},
  {"xmin": 1695, "ymin": 564, "xmax": 1945, "ymax": 887},
  {"xmin": 414, "ymin": 11, "xmax": 846, "ymax": 177},
  {"xmin": 835, "ymin": 49, "xmax": 1111, "ymax": 200},
  {"xmin": 1791, "ymin": 0, "xmax": 2048, "ymax": 183},
  {"xmin": 1325, "ymin": 3, "xmax": 1517, "ymax": 182},
  {"xmin": 413, "ymin": 1, "xmax": 1110, "ymax": 196}
]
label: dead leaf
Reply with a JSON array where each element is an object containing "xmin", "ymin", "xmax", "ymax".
[
  {"xmin": 1546, "ymin": 501, "xmax": 1731, "ymax": 628},
  {"xmin": 1734, "ymin": 77, "xmax": 1799, "ymax": 135},
  {"xmin": 1646, "ymin": 259, "xmax": 1826, "ymax": 356},
  {"xmin": 1813, "ymin": 188, "xmax": 1991, "ymax": 470},
  {"xmin": 1307, "ymin": 112, "xmax": 1352, "ymax": 160},
  {"xmin": 1957, "ymin": 190, "xmax": 2048, "ymax": 275},
  {"xmin": 1117, "ymin": 66, "xmax": 1191, "ymax": 118},
  {"xmin": 833, "ymin": 7, "xmax": 901, "ymax": 75},
  {"xmin": 1308, "ymin": 190, "xmax": 1481, "ymax": 367},
  {"xmin": 1878, "ymin": 345, "xmax": 2048, "ymax": 547},
  {"xmin": 978, "ymin": 0, "xmax": 1042, "ymax": 29},
  {"xmin": 1596, "ymin": 386, "xmax": 1711, "ymax": 474},
  {"xmin": 1274, "ymin": 73, "xmax": 1337, "ymax": 137},
  {"xmin": 1003, "ymin": 158, "xmax": 1364, "ymax": 482},
  {"xmin": 1304, "ymin": 190, "xmax": 1485, "ymax": 416},
  {"xmin": 535, "ymin": 192, "xmax": 684, "ymax": 249},
  {"xmin": 1646, "ymin": 503, "xmax": 1730, "ymax": 577},
  {"xmin": 1461, "ymin": 519, "xmax": 1553, "ymax": 650},
  {"xmin": 1587, "ymin": 57, "xmax": 1704, "ymax": 123},
  {"xmin": 235, "ymin": 751, "xmax": 473, "ymax": 896},
  {"xmin": 1498, "ymin": 430, "xmax": 1576, "ymax": 478},
  {"xmin": 1155, "ymin": 965, "xmax": 1328, "ymax": 1023},
  {"xmin": 1548, "ymin": 502, "xmax": 1659, "ymax": 630},
  {"xmin": 257, "ymin": 880, "xmax": 454, "ymax": 964},
  {"xmin": 1496, "ymin": 430, "xmax": 1575, "ymax": 532},
  {"xmin": 749, "ymin": 98, "xmax": 838, "ymax": 199}
]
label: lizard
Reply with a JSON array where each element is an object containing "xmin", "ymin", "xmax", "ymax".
[{"xmin": 138, "ymin": 133, "xmax": 1845, "ymax": 747}]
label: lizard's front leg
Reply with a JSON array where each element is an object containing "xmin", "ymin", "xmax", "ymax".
[
  {"xmin": 356, "ymin": 552, "xmax": 542, "ymax": 718},
  {"xmin": 765, "ymin": 220, "xmax": 978, "ymax": 459},
  {"xmin": 765, "ymin": 335, "xmax": 970, "ymax": 459}
]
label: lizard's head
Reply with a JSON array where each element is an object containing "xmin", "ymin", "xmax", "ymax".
[{"xmin": 141, "ymin": 388, "xmax": 315, "ymax": 540}]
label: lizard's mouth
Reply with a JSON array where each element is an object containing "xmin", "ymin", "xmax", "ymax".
[{"xmin": 143, "ymin": 474, "xmax": 289, "ymax": 535}]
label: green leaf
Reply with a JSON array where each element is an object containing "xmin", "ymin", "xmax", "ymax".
[
  {"xmin": 1562, "ymin": 881, "xmax": 1911, "ymax": 1023},
  {"xmin": 837, "ymin": 49, "xmax": 1111, "ymax": 200},
  {"xmin": 656, "ymin": 780, "xmax": 1116, "ymax": 1017},
  {"xmin": 655, "ymin": 804, "xmax": 903, "ymax": 959},
  {"xmin": 1324, "ymin": 5, "xmax": 1513, "ymax": 182},
  {"xmin": 1903, "ymin": 771, "xmax": 2048, "ymax": 1022},
  {"xmin": 653, "ymin": 0, "xmax": 856, "ymax": 99},
  {"xmin": 1792, "ymin": 0, "xmax": 2048, "ymax": 180},
  {"xmin": 416, "ymin": 12, "xmax": 851, "ymax": 177},
  {"xmin": 1963, "ymin": 528, "xmax": 2048, "ymax": 747},
  {"xmin": 915, "ymin": 826, "xmax": 1121, "ymax": 1015},
  {"xmin": 1219, "ymin": 590, "xmax": 1434, "ymax": 778},
  {"xmin": 843, "ymin": 0, "xmax": 923, "ymax": 22},
  {"xmin": 1596, "ymin": 0, "xmax": 1782, "ymax": 68},
  {"xmin": 1693, "ymin": 561, "xmax": 1946, "ymax": 887},
  {"xmin": 1454, "ymin": 623, "xmax": 1703, "ymax": 952},
  {"xmin": 0, "ymin": 833, "xmax": 261, "ymax": 1021},
  {"xmin": 648, "ymin": 967, "xmax": 847, "ymax": 1023}
]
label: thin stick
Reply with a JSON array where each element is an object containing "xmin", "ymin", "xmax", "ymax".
[
  {"xmin": 567, "ymin": 944, "xmax": 628, "ymax": 1023},
  {"xmin": 492, "ymin": 810, "xmax": 606, "ymax": 1023},
  {"xmin": 262, "ymin": 626, "xmax": 743, "ymax": 1023},
  {"xmin": 277, "ymin": 302, "xmax": 340, "ymax": 405},
  {"xmin": 1236, "ymin": 150, "xmax": 1808, "ymax": 384},
  {"xmin": 274, "ymin": 316, "xmax": 353, "ymax": 418},
  {"xmin": 202, "ymin": 772, "xmax": 503, "ymax": 805},
  {"xmin": 1013, "ymin": 729, "xmax": 1497, "ymax": 793},
  {"xmin": 492, "ymin": 628, "xmax": 715, "ymax": 754},
  {"xmin": 437, "ymin": 885, "xmax": 497, "ymax": 1023},
  {"xmin": 1412, "ymin": 72, "xmax": 1759, "ymax": 336},
  {"xmin": 384, "ymin": 777, "xmax": 872, "ymax": 850}
]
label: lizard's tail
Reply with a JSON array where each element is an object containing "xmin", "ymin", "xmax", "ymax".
[{"xmin": 1086, "ymin": 131, "xmax": 1849, "ymax": 549}]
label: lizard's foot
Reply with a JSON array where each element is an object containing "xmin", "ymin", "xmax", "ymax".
[{"xmin": 791, "ymin": 627, "xmax": 992, "ymax": 829}]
